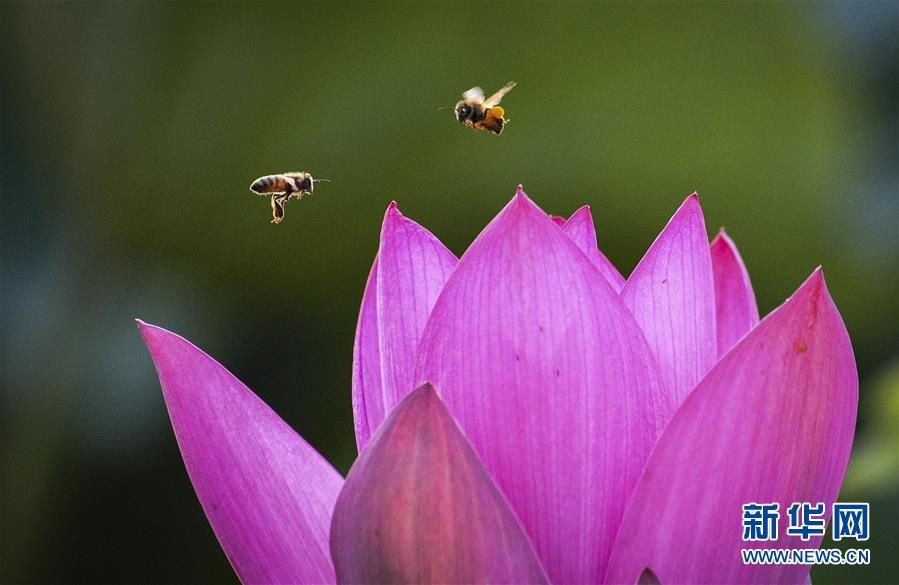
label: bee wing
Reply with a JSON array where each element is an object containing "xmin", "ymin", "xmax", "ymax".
[
  {"xmin": 462, "ymin": 86, "xmax": 485, "ymax": 101},
  {"xmin": 484, "ymin": 81, "xmax": 516, "ymax": 108}
]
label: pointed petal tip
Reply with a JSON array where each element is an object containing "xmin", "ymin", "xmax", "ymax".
[
  {"xmin": 711, "ymin": 229, "xmax": 736, "ymax": 250},
  {"xmin": 563, "ymin": 205, "xmax": 596, "ymax": 230},
  {"xmin": 636, "ymin": 567, "xmax": 663, "ymax": 585},
  {"xmin": 383, "ymin": 201, "xmax": 412, "ymax": 226},
  {"xmin": 136, "ymin": 320, "xmax": 173, "ymax": 339},
  {"xmin": 137, "ymin": 324, "xmax": 213, "ymax": 374},
  {"xmin": 406, "ymin": 381, "xmax": 438, "ymax": 404},
  {"xmin": 506, "ymin": 185, "xmax": 551, "ymax": 221},
  {"xmin": 513, "ymin": 184, "xmax": 546, "ymax": 207},
  {"xmin": 381, "ymin": 198, "xmax": 431, "ymax": 234},
  {"xmin": 136, "ymin": 320, "xmax": 165, "ymax": 343},
  {"xmin": 568, "ymin": 204, "xmax": 592, "ymax": 221},
  {"xmin": 513, "ymin": 185, "xmax": 529, "ymax": 204},
  {"xmin": 135, "ymin": 319, "xmax": 159, "ymax": 345},
  {"xmin": 796, "ymin": 266, "xmax": 827, "ymax": 298},
  {"xmin": 657, "ymin": 192, "xmax": 704, "ymax": 228},
  {"xmin": 391, "ymin": 383, "xmax": 444, "ymax": 423},
  {"xmin": 792, "ymin": 267, "xmax": 830, "ymax": 315},
  {"xmin": 681, "ymin": 192, "xmax": 702, "ymax": 212}
]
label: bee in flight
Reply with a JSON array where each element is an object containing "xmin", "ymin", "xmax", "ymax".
[
  {"xmin": 447, "ymin": 81, "xmax": 517, "ymax": 135},
  {"xmin": 249, "ymin": 172, "xmax": 328, "ymax": 224}
]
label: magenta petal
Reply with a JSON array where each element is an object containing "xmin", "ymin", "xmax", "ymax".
[
  {"xmin": 351, "ymin": 258, "xmax": 383, "ymax": 450},
  {"xmin": 415, "ymin": 188, "xmax": 673, "ymax": 584},
  {"xmin": 562, "ymin": 205, "xmax": 627, "ymax": 292},
  {"xmin": 352, "ymin": 203, "xmax": 457, "ymax": 451},
  {"xmin": 604, "ymin": 270, "xmax": 858, "ymax": 585},
  {"xmin": 138, "ymin": 322, "xmax": 343, "ymax": 584},
  {"xmin": 621, "ymin": 194, "xmax": 717, "ymax": 406},
  {"xmin": 711, "ymin": 229, "xmax": 760, "ymax": 356},
  {"xmin": 330, "ymin": 384, "xmax": 549, "ymax": 584}
]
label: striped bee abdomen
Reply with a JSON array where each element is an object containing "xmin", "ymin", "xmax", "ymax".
[{"xmin": 250, "ymin": 175, "xmax": 287, "ymax": 194}]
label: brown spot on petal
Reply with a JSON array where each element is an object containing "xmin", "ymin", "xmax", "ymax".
[{"xmin": 794, "ymin": 341, "xmax": 808, "ymax": 353}]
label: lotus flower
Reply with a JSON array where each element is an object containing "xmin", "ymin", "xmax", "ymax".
[{"xmin": 138, "ymin": 187, "xmax": 857, "ymax": 584}]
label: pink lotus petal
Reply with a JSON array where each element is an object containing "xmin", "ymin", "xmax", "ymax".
[
  {"xmin": 621, "ymin": 194, "xmax": 716, "ymax": 406},
  {"xmin": 330, "ymin": 383, "xmax": 549, "ymax": 584},
  {"xmin": 711, "ymin": 229, "xmax": 760, "ymax": 356},
  {"xmin": 562, "ymin": 205, "xmax": 627, "ymax": 292},
  {"xmin": 138, "ymin": 322, "xmax": 343, "ymax": 584},
  {"xmin": 352, "ymin": 203, "xmax": 457, "ymax": 450},
  {"xmin": 351, "ymin": 258, "xmax": 383, "ymax": 450},
  {"xmin": 415, "ymin": 187, "xmax": 674, "ymax": 584},
  {"xmin": 550, "ymin": 214, "xmax": 566, "ymax": 226},
  {"xmin": 604, "ymin": 269, "xmax": 858, "ymax": 584}
]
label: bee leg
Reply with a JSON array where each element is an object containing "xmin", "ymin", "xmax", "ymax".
[{"xmin": 271, "ymin": 195, "xmax": 286, "ymax": 224}]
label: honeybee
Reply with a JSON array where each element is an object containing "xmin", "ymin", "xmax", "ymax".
[
  {"xmin": 249, "ymin": 172, "xmax": 328, "ymax": 224},
  {"xmin": 449, "ymin": 81, "xmax": 517, "ymax": 135}
]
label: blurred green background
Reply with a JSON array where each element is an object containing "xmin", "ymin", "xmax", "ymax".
[{"xmin": 2, "ymin": 2, "xmax": 896, "ymax": 583}]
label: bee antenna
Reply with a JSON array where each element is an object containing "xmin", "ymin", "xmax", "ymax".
[
  {"xmin": 437, "ymin": 106, "xmax": 454, "ymax": 111},
  {"xmin": 313, "ymin": 178, "xmax": 330, "ymax": 183}
]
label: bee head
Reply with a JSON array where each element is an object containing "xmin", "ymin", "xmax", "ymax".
[
  {"xmin": 455, "ymin": 101, "xmax": 472, "ymax": 123},
  {"xmin": 300, "ymin": 174, "xmax": 314, "ymax": 193}
]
